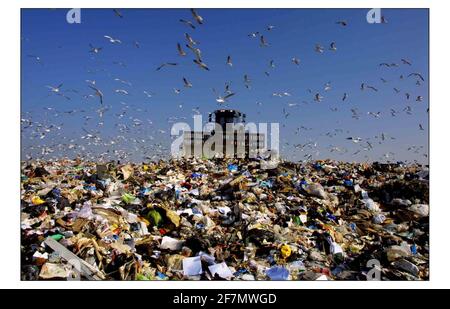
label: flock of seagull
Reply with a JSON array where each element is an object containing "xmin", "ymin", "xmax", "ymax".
[{"xmin": 21, "ymin": 9, "xmax": 428, "ymax": 164}]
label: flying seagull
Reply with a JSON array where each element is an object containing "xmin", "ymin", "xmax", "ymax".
[
  {"xmin": 156, "ymin": 62, "xmax": 178, "ymax": 71},
  {"xmin": 177, "ymin": 43, "xmax": 186, "ymax": 56},
  {"xmin": 260, "ymin": 35, "xmax": 269, "ymax": 47},
  {"xmin": 329, "ymin": 42, "xmax": 337, "ymax": 51},
  {"xmin": 336, "ymin": 20, "xmax": 348, "ymax": 26},
  {"xmin": 179, "ymin": 19, "xmax": 196, "ymax": 29},
  {"xmin": 315, "ymin": 44, "xmax": 324, "ymax": 53},
  {"xmin": 186, "ymin": 44, "xmax": 202, "ymax": 59},
  {"xmin": 113, "ymin": 9, "xmax": 123, "ymax": 18},
  {"xmin": 292, "ymin": 57, "xmax": 300, "ymax": 65},
  {"xmin": 216, "ymin": 92, "xmax": 236, "ymax": 104},
  {"xmin": 183, "ymin": 77, "xmax": 193, "ymax": 88},
  {"xmin": 190, "ymin": 9, "xmax": 204, "ymax": 24},
  {"xmin": 89, "ymin": 85, "xmax": 104, "ymax": 105},
  {"xmin": 401, "ymin": 58, "xmax": 412, "ymax": 65},
  {"xmin": 89, "ymin": 44, "xmax": 102, "ymax": 54},
  {"xmin": 226, "ymin": 55, "xmax": 233, "ymax": 67},
  {"xmin": 46, "ymin": 83, "xmax": 63, "ymax": 94},
  {"xmin": 104, "ymin": 35, "xmax": 122, "ymax": 44},
  {"xmin": 193, "ymin": 59, "xmax": 209, "ymax": 71},
  {"xmin": 408, "ymin": 72, "xmax": 425, "ymax": 81},
  {"xmin": 185, "ymin": 33, "xmax": 199, "ymax": 45}
]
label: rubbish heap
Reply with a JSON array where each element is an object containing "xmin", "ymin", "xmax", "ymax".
[{"xmin": 21, "ymin": 158, "xmax": 429, "ymax": 280}]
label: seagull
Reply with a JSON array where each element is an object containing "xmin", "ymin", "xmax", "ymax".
[
  {"xmin": 264, "ymin": 71, "xmax": 270, "ymax": 77},
  {"xmin": 324, "ymin": 82, "xmax": 332, "ymax": 91},
  {"xmin": 404, "ymin": 106, "xmax": 412, "ymax": 115},
  {"xmin": 89, "ymin": 85, "xmax": 104, "ymax": 105},
  {"xmin": 46, "ymin": 83, "xmax": 63, "ymax": 94},
  {"xmin": 185, "ymin": 33, "xmax": 199, "ymax": 45},
  {"xmin": 269, "ymin": 60, "xmax": 275, "ymax": 68},
  {"xmin": 193, "ymin": 59, "xmax": 209, "ymax": 70},
  {"xmin": 408, "ymin": 72, "xmax": 425, "ymax": 81},
  {"xmin": 190, "ymin": 9, "xmax": 204, "ymax": 24},
  {"xmin": 27, "ymin": 55, "xmax": 42, "ymax": 64},
  {"xmin": 390, "ymin": 109, "xmax": 397, "ymax": 117},
  {"xmin": 314, "ymin": 93, "xmax": 323, "ymax": 102},
  {"xmin": 292, "ymin": 57, "xmax": 300, "ymax": 65},
  {"xmin": 260, "ymin": 35, "xmax": 269, "ymax": 47},
  {"xmin": 405, "ymin": 93, "xmax": 411, "ymax": 100},
  {"xmin": 134, "ymin": 41, "xmax": 140, "ymax": 48},
  {"xmin": 401, "ymin": 58, "xmax": 412, "ymax": 65},
  {"xmin": 185, "ymin": 44, "xmax": 202, "ymax": 59},
  {"xmin": 416, "ymin": 95, "xmax": 423, "ymax": 102},
  {"xmin": 156, "ymin": 62, "xmax": 178, "ymax": 71},
  {"xmin": 329, "ymin": 42, "xmax": 337, "ymax": 51},
  {"xmin": 347, "ymin": 137, "xmax": 362, "ymax": 143},
  {"xmin": 380, "ymin": 78, "xmax": 388, "ymax": 83},
  {"xmin": 367, "ymin": 111, "xmax": 381, "ymax": 118},
  {"xmin": 115, "ymin": 89, "xmax": 129, "ymax": 95},
  {"xmin": 89, "ymin": 44, "xmax": 102, "ymax": 54},
  {"xmin": 381, "ymin": 16, "xmax": 388, "ymax": 24},
  {"xmin": 114, "ymin": 78, "xmax": 132, "ymax": 86},
  {"xmin": 113, "ymin": 9, "xmax": 123, "ymax": 18},
  {"xmin": 226, "ymin": 55, "xmax": 233, "ymax": 67},
  {"xmin": 393, "ymin": 88, "xmax": 400, "ymax": 93},
  {"xmin": 342, "ymin": 93, "xmax": 348, "ymax": 101},
  {"xmin": 267, "ymin": 25, "xmax": 275, "ymax": 31},
  {"xmin": 104, "ymin": 35, "xmax": 122, "ymax": 44},
  {"xmin": 183, "ymin": 77, "xmax": 193, "ymax": 88},
  {"xmin": 419, "ymin": 124, "xmax": 424, "ymax": 130},
  {"xmin": 336, "ymin": 20, "xmax": 348, "ymax": 26},
  {"xmin": 173, "ymin": 88, "xmax": 181, "ymax": 94},
  {"xmin": 143, "ymin": 91, "xmax": 154, "ymax": 98},
  {"xmin": 179, "ymin": 19, "xmax": 196, "ymax": 29},
  {"xmin": 361, "ymin": 83, "xmax": 378, "ymax": 91},
  {"xmin": 315, "ymin": 44, "xmax": 324, "ymax": 53},
  {"xmin": 177, "ymin": 43, "xmax": 186, "ymax": 56},
  {"xmin": 216, "ymin": 92, "xmax": 235, "ymax": 104},
  {"xmin": 379, "ymin": 63, "xmax": 398, "ymax": 68},
  {"xmin": 248, "ymin": 32, "xmax": 260, "ymax": 38}
]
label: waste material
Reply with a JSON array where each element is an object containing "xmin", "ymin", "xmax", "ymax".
[{"xmin": 21, "ymin": 158, "xmax": 429, "ymax": 280}]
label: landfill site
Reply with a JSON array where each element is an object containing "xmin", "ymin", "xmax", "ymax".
[
  {"xmin": 20, "ymin": 8, "xmax": 429, "ymax": 281},
  {"xmin": 21, "ymin": 158, "xmax": 429, "ymax": 280}
]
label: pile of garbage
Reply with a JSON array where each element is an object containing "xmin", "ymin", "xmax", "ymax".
[{"xmin": 21, "ymin": 158, "xmax": 429, "ymax": 280}]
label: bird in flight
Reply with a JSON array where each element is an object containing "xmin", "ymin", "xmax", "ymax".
[
  {"xmin": 329, "ymin": 42, "xmax": 337, "ymax": 51},
  {"xmin": 104, "ymin": 35, "xmax": 122, "ymax": 44},
  {"xmin": 336, "ymin": 20, "xmax": 348, "ymax": 26},
  {"xmin": 183, "ymin": 77, "xmax": 193, "ymax": 88},
  {"xmin": 193, "ymin": 59, "xmax": 210, "ymax": 71},
  {"xmin": 156, "ymin": 62, "xmax": 178, "ymax": 71},
  {"xmin": 89, "ymin": 44, "xmax": 102, "ymax": 54},
  {"xmin": 227, "ymin": 55, "xmax": 233, "ymax": 67},
  {"xmin": 179, "ymin": 19, "xmax": 196, "ymax": 29},
  {"xmin": 408, "ymin": 72, "xmax": 425, "ymax": 81},
  {"xmin": 113, "ymin": 9, "xmax": 123, "ymax": 18},
  {"xmin": 401, "ymin": 58, "xmax": 412, "ymax": 65},
  {"xmin": 88, "ymin": 85, "xmax": 104, "ymax": 105},
  {"xmin": 190, "ymin": 9, "xmax": 204, "ymax": 24},
  {"xmin": 177, "ymin": 43, "xmax": 186, "ymax": 56}
]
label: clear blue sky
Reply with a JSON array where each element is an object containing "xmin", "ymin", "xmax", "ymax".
[{"xmin": 21, "ymin": 9, "xmax": 429, "ymax": 163}]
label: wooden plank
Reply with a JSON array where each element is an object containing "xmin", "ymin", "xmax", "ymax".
[{"xmin": 43, "ymin": 237, "xmax": 105, "ymax": 280}]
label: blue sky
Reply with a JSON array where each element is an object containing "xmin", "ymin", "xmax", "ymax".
[{"xmin": 21, "ymin": 9, "xmax": 429, "ymax": 163}]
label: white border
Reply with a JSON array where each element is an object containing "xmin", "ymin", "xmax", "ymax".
[{"xmin": 2, "ymin": 0, "xmax": 449, "ymax": 289}]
